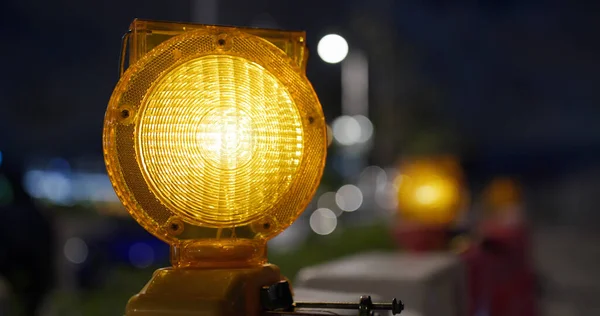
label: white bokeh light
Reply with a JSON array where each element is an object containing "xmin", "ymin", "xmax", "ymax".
[
  {"xmin": 354, "ymin": 115, "xmax": 373, "ymax": 143},
  {"xmin": 317, "ymin": 191, "xmax": 344, "ymax": 216},
  {"xmin": 375, "ymin": 182, "xmax": 399, "ymax": 211},
  {"xmin": 335, "ymin": 184, "xmax": 363, "ymax": 212},
  {"xmin": 23, "ymin": 170, "xmax": 45, "ymax": 199},
  {"xmin": 358, "ymin": 166, "xmax": 387, "ymax": 197},
  {"xmin": 317, "ymin": 34, "xmax": 349, "ymax": 64},
  {"xmin": 23, "ymin": 170, "xmax": 73, "ymax": 205},
  {"xmin": 309, "ymin": 208, "xmax": 337, "ymax": 235},
  {"xmin": 332, "ymin": 115, "xmax": 361, "ymax": 145},
  {"xmin": 42, "ymin": 172, "xmax": 72, "ymax": 205},
  {"xmin": 64, "ymin": 237, "xmax": 88, "ymax": 264}
]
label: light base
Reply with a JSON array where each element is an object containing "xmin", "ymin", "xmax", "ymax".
[{"xmin": 126, "ymin": 264, "xmax": 283, "ymax": 316}]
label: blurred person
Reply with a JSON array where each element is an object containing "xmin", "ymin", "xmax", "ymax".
[{"xmin": 0, "ymin": 153, "xmax": 55, "ymax": 315}]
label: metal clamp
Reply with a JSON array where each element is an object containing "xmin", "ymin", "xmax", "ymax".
[{"xmin": 261, "ymin": 281, "xmax": 404, "ymax": 316}]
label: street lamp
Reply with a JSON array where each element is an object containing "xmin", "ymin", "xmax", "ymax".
[{"xmin": 317, "ymin": 34, "xmax": 348, "ymax": 64}]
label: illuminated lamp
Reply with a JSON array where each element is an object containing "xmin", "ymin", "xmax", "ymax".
[
  {"xmin": 482, "ymin": 177, "xmax": 522, "ymax": 214},
  {"xmin": 104, "ymin": 19, "xmax": 326, "ymax": 315},
  {"xmin": 394, "ymin": 157, "xmax": 466, "ymax": 251}
]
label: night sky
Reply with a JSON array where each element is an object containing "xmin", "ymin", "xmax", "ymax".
[{"xmin": 1, "ymin": 0, "xmax": 599, "ymax": 175}]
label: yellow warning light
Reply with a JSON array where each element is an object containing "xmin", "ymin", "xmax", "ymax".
[
  {"xmin": 103, "ymin": 19, "xmax": 327, "ymax": 269},
  {"xmin": 138, "ymin": 55, "xmax": 305, "ymax": 228},
  {"xmin": 483, "ymin": 177, "xmax": 522, "ymax": 212},
  {"xmin": 396, "ymin": 157, "xmax": 464, "ymax": 226}
]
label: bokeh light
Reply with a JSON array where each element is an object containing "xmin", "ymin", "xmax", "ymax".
[
  {"xmin": 483, "ymin": 177, "xmax": 522, "ymax": 210},
  {"xmin": 24, "ymin": 170, "xmax": 72, "ymax": 205},
  {"xmin": 335, "ymin": 184, "xmax": 363, "ymax": 212},
  {"xmin": 415, "ymin": 184, "xmax": 441, "ymax": 205},
  {"xmin": 24, "ymin": 170, "xmax": 45, "ymax": 199},
  {"xmin": 24, "ymin": 169, "xmax": 120, "ymax": 208},
  {"xmin": 317, "ymin": 191, "xmax": 344, "ymax": 216},
  {"xmin": 41, "ymin": 172, "xmax": 72, "ymax": 205},
  {"xmin": 317, "ymin": 34, "xmax": 349, "ymax": 64},
  {"xmin": 354, "ymin": 115, "xmax": 373, "ymax": 143},
  {"xmin": 358, "ymin": 165, "xmax": 387, "ymax": 198},
  {"xmin": 331, "ymin": 115, "xmax": 374, "ymax": 146},
  {"xmin": 396, "ymin": 158, "xmax": 463, "ymax": 225},
  {"xmin": 375, "ymin": 168, "xmax": 400, "ymax": 211},
  {"xmin": 309, "ymin": 208, "xmax": 337, "ymax": 235},
  {"xmin": 64, "ymin": 237, "xmax": 88, "ymax": 264},
  {"xmin": 332, "ymin": 115, "xmax": 361, "ymax": 145}
]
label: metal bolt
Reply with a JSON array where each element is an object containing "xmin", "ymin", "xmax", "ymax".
[{"xmin": 294, "ymin": 296, "xmax": 404, "ymax": 315}]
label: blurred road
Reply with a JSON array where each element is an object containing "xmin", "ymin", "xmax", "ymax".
[{"xmin": 534, "ymin": 226, "xmax": 600, "ymax": 316}]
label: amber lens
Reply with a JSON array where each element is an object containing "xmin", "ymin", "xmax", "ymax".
[
  {"xmin": 105, "ymin": 28, "xmax": 326, "ymax": 243},
  {"xmin": 137, "ymin": 55, "xmax": 303, "ymax": 227}
]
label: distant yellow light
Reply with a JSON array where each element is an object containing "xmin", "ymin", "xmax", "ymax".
[
  {"xmin": 396, "ymin": 158, "xmax": 464, "ymax": 225},
  {"xmin": 483, "ymin": 177, "xmax": 522, "ymax": 212},
  {"xmin": 415, "ymin": 184, "xmax": 439, "ymax": 205},
  {"xmin": 103, "ymin": 23, "xmax": 326, "ymax": 267}
]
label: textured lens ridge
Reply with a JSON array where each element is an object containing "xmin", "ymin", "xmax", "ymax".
[{"xmin": 137, "ymin": 55, "xmax": 303, "ymax": 227}]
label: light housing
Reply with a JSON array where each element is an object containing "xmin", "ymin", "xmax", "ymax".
[{"xmin": 104, "ymin": 19, "xmax": 327, "ymax": 268}]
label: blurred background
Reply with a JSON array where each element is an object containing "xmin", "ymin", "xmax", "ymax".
[{"xmin": 1, "ymin": 0, "xmax": 599, "ymax": 315}]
